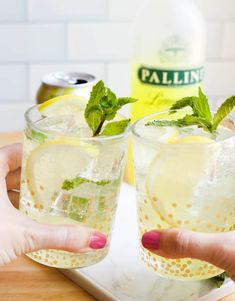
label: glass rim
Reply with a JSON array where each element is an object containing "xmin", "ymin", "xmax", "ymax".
[
  {"xmin": 25, "ymin": 105, "xmax": 130, "ymax": 142},
  {"xmin": 132, "ymin": 111, "xmax": 235, "ymax": 148}
]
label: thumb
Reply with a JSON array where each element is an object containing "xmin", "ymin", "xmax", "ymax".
[
  {"xmin": 26, "ymin": 222, "xmax": 107, "ymax": 253},
  {"xmin": 142, "ymin": 229, "xmax": 235, "ymax": 272}
]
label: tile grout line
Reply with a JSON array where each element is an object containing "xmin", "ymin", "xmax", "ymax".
[
  {"xmin": 104, "ymin": 62, "xmax": 109, "ymax": 83},
  {"xmin": 219, "ymin": 20, "xmax": 227, "ymax": 60},
  {"xmin": 26, "ymin": 63, "xmax": 31, "ymax": 102},
  {"xmin": 106, "ymin": 0, "xmax": 110, "ymax": 21},
  {"xmin": 24, "ymin": 0, "xmax": 29, "ymax": 22},
  {"xmin": 64, "ymin": 21, "xmax": 68, "ymax": 60},
  {"xmin": 0, "ymin": 20, "xmax": 132, "ymax": 25},
  {"xmin": 0, "ymin": 59, "xmax": 131, "ymax": 65}
]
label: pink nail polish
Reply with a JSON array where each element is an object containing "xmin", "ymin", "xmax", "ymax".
[
  {"xmin": 89, "ymin": 232, "xmax": 107, "ymax": 249},
  {"xmin": 142, "ymin": 231, "xmax": 161, "ymax": 250}
]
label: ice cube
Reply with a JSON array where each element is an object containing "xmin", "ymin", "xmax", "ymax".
[{"xmin": 36, "ymin": 115, "xmax": 93, "ymax": 137}]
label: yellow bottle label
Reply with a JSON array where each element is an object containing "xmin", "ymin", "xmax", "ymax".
[{"xmin": 131, "ymin": 64, "xmax": 204, "ymax": 122}]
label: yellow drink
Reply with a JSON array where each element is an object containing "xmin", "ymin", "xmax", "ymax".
[
  {"xmin": 20, "ymin": 105, "xmax": 129, "ymax": 268},
  {"xmin": 132, "ymin": 112, "xmax": 235, "ymax": 280}
]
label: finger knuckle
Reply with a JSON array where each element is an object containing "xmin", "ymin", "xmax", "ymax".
[
  {"xmin": 62, "ymin": 225, "xmax": 74, "ymax": 246},
  {"xmin": 174, "ymin": 231, "xmax": 192, "ymax": 257}
]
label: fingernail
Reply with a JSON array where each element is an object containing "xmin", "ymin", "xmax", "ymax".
[
  {"xmin": 89, "ymin": 232, "xmax": 107, "ymax": 249},
  {"xmin": 142, "ymin": 231, "xmax": 161, "ymax": 250}
]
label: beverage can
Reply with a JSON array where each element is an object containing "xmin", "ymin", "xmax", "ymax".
[{"xmin": 36, "ymin": 72, "xmax": 96, "ymax": 104}]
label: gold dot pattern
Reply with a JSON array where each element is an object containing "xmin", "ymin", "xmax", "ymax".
[
  {"xmin": 140, "ymin": 248, "xmax": 222, "ymax": 280},
  {"xmin": 19, "ymin": 170, "xmax": 118, "ymax": 268},
  {"xmin": 28, "ymin": 248, "xmax": 109, "ymax": 269},
  {"xmin": 138, "ymin": 197, "xmax": 227, "ymax": 280}
]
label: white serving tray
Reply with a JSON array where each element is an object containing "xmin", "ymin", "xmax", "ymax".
[{"xmin": 60, "ymin": 184, "xmax": 235, "ymax": 301}]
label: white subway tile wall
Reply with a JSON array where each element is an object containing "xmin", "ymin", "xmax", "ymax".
[
  {"xmin": 0, "ymin": 65, "xmax": 27, "ymax": 102},
  {"xmin": 0, "ymin": 0, "xmax": 25, "ymax": 21},
  {"xmin": 0, "ymin": 24, "xmax": 65, "ymax": 62},
  {"xmin": 68, "ymin": 23, "xmax": 131, "ymax": 60},
  {"xmin": 0, "ymin": 0, "xmax": 234, "ymax": 103},
  {"xmin": 28, "ymin": 0, "xmax": 107, "ymax": 21}
]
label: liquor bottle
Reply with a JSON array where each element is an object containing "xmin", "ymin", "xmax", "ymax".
[
  {"xmin": 131, "ymin": 0, "xmax": 206, "ymax": 122},
  {"xmin": 127, "ymin": 0, "xmax": 206, "ymax": 183}
]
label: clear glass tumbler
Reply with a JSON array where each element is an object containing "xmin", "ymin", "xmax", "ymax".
[
  {"xmin": 132, "ymin": 112, "xmax": 235, "ymax": 280},
  {"xmin": 20, "ymin": 105, "xmax": 129, "ymax": 268}
]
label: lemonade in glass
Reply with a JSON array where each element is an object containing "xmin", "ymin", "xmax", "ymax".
[
  {"xmin": 132, "ymin": 91, "xmax": 235, "ymax": 280},
  {"xmin": 20, "ymin": 82, "xmax": 133, "ymax": 268}
]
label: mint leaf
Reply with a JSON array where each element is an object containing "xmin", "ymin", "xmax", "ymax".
[
  {"xmin": 28, "ymin": 129, "xmax": 47, "ymax": 143},
  {"xmin": 85, "ymin": 81, "xmax": 105, "ymax": 135},
  {"xmin": 146, "ymin": 120, "xmax": 188, "ymax": 128},
  {"xmin": 170, "ymin": 90, "xmax": 212, "ymax": 126},
  {"xmin": 117, "ymin": 97, "xmax": 138, "ymax": 107},
  {"xmin": 170, "ymin": 88, "xmax": 212, "ymax": 126},
  {"xmin": 100, "ymin": 119, "xmax": 130, "ymax": 136},
  {"xmin": 182, "ymin": 115, "xmax": 211, "ymax": 130},
  {"xmin": 170, "ymin": 97, "xmax": 195, "ymax": 112},
  {"xmin": 62, "ymin": 176, "xmax": 111, "ymax": 191},
  {"xmin": 147, "ymin": 89, "xmax": 235, "ymax": 133},
  {"xmin": 85, "ymin": 80, "xmax": 137, "ymax": 136},
  {"xmin": 212, "ymin": 96, "xmax": 235, "ymax": 131},
  {"xmin": 146, "ymin": 115, "xmax": 208, "ymax": 129},
  {"xmin": 86, "ymin": 80, "xmax": 105, "ymax": 109},
  {"xmin": 148, "ymin": 88, "xmax": 221, "ymax": 133},
  {"xmin": 87, "ymin": 109, "xmax": 103, "ymax": 135},
  {"xmin": 194, "ymin": 88, "xmax": 212, "ymax": 125}
]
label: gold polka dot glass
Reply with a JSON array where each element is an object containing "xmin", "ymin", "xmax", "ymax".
[
  {"xmin": 20, "ymin": 105, "xmax": 129, "ymax": 268},
  {"xmin": 132, "ymin": 111, "xmax": 235, "ymax": 280}
]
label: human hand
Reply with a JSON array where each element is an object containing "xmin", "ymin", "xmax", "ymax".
[
  {"xmin": 142, "ymin": 229, "xmax": 235, "ymax": 281},
  {"xmin": 0, "ymin": 143, "xmax": 107, "ymax": 265}
]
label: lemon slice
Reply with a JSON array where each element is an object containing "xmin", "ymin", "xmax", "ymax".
[
  {"xmin": 26, "ymin": 139, "xmax": 98, "ymax": 207},
  {"xmin": 146, "ymin": 135, "xmax": 214, "ymax": 229},
  {"xmin": 173, "ymin": 135, "xmax": 214, "ymax": 144},
  {"xmin": 38, "ymin": 95, "xmax": 87, "ymax": 117}
]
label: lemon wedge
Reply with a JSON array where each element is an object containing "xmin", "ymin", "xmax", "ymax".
[
  {"xmin": 173, "ymin": 135, "xmax": 214, "ymax": 144},
  {"xmin": 146, "ymin": 135, "xmax": 214, "ymax": 228},
  {"xmin": 26, "ymin": 139, "xmax": 98, "ymax": 207},
  {"xmin": 38, "ymin": 95, "xmax": 87, "ymax": 118}
]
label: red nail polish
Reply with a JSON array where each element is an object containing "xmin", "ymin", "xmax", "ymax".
[
  {"xmin": 89, "ymin": 232, "xmax": 107, "ymax": 249},
  {"xmin": 142, "ymin": 231, "xmax": 161, "ymax": 250}
]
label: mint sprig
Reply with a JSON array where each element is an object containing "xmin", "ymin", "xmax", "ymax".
[
  {"xmin": 85, "ymin": 80, "xmax": 137, "ymax": 136},
  {"xmin": 62, "ymin": 176, "xmax": 111, "ymax": 191},
  {"xmin": 146, "ymin": 88, "xmax": 235, "ymax": 134}
]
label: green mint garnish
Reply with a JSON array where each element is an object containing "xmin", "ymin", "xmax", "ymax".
[
  {"xmin": 146, "ymin": 88, "xmax": 235, "ymax": 134},
  {"xmin": 62, "ymin": 176, "xmax": 111, "ymax": 191},
  {"xmin": 213, "ymin": 272, "xmax": 228, "ymax": 288},
  {"xmin": 97, "ymin": 197, "xmax": 106, "ymax": 213},
  {"xmin": 85, "ymin": 80, "xmax": 137, "ymax": 136},
  {"xmin": 212, "ymin": 96, "xmax": 235, "ymax": 131},
  {"xmin": 28, "ymin": 129, "xmax": 47, "ymax": 143},
  {"xmin": 68, "ymin": 196, "xmax": 89, "ymax": 222},
  {"xmin": 100, "ymin": 119, "xmax": 130, "ymax": 137}
]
